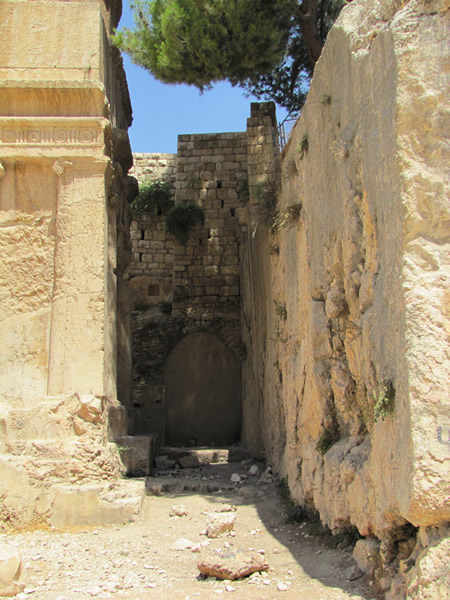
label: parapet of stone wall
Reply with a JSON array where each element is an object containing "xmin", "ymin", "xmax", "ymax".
[{"xmin": 173, "ymin": 132, "xmax": 247, "ymax": 319}]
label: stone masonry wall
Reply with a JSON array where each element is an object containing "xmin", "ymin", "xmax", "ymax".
[
  {"xmin": 127, "ymin": 135, "xmax": 248, "ymax": 441},
  {"xmin": 128, "ymin": 154, "xmax": 177, "ymax": 308},
  {"xmin": 173, "ymin": 132, "xmax": 248, "ymax": 320}
]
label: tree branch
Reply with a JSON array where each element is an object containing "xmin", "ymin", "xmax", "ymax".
[{"xmin": 298, "ymin": 0, "xmax": 323, "ymax": 70}]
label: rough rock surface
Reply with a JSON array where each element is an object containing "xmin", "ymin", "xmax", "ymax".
[
  {"xmin": 402, "ymin": 524, "xmax": 450, "ymax": 600},
  {"xmin": 197, "ymin": 548, "xmax": 269, "ymax": 580},
  {"xmin": 0, "ymin": 544, "xmax": 23, "ymax": 597},
  {"xmin": 206, "ymin": 512, "xmax": 236, "ymax": 538},
  {"xmin": 241, "ymin": 0, "xmax": 449, "ymax": 548},
  {"xmin": 0, "ymin": 395, "xmax": 143, "ymax": 531},
  {"xmin": 0, "ymin": 463, "xmax": 373, "ymax": 600},
  {"xmin": 240, "ymin": 1, "xmax": 449, "ymax": 595}
]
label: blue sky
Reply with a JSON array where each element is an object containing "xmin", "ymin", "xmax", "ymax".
[{"xmin": 119, "ymin": 1, "xmax": 289, "ymax": 154}]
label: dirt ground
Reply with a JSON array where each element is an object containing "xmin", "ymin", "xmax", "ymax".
[{"xmin": 1, "ymin": 461, "xmax": 381, "ymax": 600}]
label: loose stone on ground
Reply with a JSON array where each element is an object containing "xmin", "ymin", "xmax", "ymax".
[{"xmin": 0, "ymin": 463, "xmax": 375, "ymax": 600}]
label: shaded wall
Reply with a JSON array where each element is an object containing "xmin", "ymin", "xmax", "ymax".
[{"xmin": 164, "ymin": 332, "xmax": 241, "ymax": 446}]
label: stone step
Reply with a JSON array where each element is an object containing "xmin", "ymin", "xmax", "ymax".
[
  {"xmin": 0, "ymin": 451, "xmax": 145, "ymax": 530},
  {"xmin": 0, "ymin": 395, "xmax": 100, "ymax": 442},
  {"xmin": 145, "ymin": 459, "xmax": 268, "ymax": 497},
  {"xmin": 157, "ymin": 445, "xmax": 250, "ymax": 469},
  {"xmin": 0, "ymin": 438, "xmax": 124, "ymax": 485},
  {"xmin": 0, "ymin": 452, "xmax": 76, "ymax": 485},
  {"xmin": 48, "ymin": 480, "xmax": 146, "ymax": 529},
  {"xmin": 114, "ymin": 434, "xmax": 160, "ymax": 477},
  {"xmin": 1, "ymin": 438, "xmax": 78, "ymax": 457}
]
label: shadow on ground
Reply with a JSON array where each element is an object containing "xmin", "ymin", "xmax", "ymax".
[{"xmin": 144, "ymin": 459, "xmax": 381, "ymax": 599}]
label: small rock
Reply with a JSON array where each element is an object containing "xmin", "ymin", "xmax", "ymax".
[
  {"xmin": 169, "ymin": 504, "xmax": 189, "ymax": 517},
  {"xmin": 225, "ymin": 584, "xmax": 235, "ymax": 592},
  {"xmin": 206, "ymin": 513, "xmax": 236, "ymax": 538},
  {"xmin": 198, "ymin": 549, "xmax": 269, "ymax": 580},
  {"xmin": 352, "ymin": 537, "xmax": 380, "ymax": 576},
  {"xmin": 258, "ymin": 471, "xmax": 273, "ymax": 484},
  {"xmin": 347, "ymin": 565, "xmax": 364, "ymax": 581},
  {"xmin": 277, "ymin": 582, "xmax": 288, "ymax": 591},
  {"xmin": 216, "ymin": 504, "xmax": 236, "ymax": 513},
  {"xmin": 173, "ymin": 538, "xmax": 196, "ymax": 551},
  {"xmin": 249, "ymin": 465, "xmax": 260, "ymax": 476},
  {"xmin": 230, "ymin": 473, "xmax": 241, "ymax": 483},
  {"xmin": 180, "ymin": 455, "xmax": 200, "ymax": 468},
  {"xmin": 0, "ymin": 544, "xmax": 24, "ymax": 597},
  {"xmin": 154, "ymin": 455, "xmax": 176, "ymax": 470}
]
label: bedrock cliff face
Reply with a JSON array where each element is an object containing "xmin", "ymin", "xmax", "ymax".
[{"xmin": 241, "ymin": 0, "xmax": 449, "ymax": 595}]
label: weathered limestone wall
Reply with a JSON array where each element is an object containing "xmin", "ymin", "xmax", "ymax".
[
  {"xmin": 241, "ymin": 0, "xmax": 449, "ymax": 595},
  {"xmin": 0, "ymin": 0, "xmax": 139, "ymax": 529},
  {"xmin": 128, "ymin": 154, "xmax": 177, "ymax": 309},
  {"xmin": 0, "ymin": 0, "xmax": 132, "ymax": 404}
]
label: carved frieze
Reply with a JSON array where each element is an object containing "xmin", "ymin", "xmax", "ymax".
[
  {"xmin": 0, "ymin": 126, "xmax": 102, "ymax": 146},
  {"xmin": 0, "ymin": 117, "xmax": 109, "ymax": 160}
]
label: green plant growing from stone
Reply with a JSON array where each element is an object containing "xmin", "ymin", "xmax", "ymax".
[
  {"xmin": 276, "ymin": 202, "xmax": 303, "ymax": 230},
  {"xmin": 236, "ymin": 179, "xmax": 250, "ymax": 204},
  {"xmin": 165, "ymin": 201, "xmax": 205, "ymax": 245},
  {"xmin": 274, "ymin": 300, "xmax": 287, "ymax": 321},
  {"xmin": 373, "ymin": 380, "xmax": 395, "ymax": 422},
  {"xmin": 316, "ymin": 426, "xmax": 339, "ymax": 456},
  {"xmin": 115, "ymin": 444, "xmax": 130, "ymax": 452},
  {"xmin": 131, "ymin": 179, "xmax": 174, "ymax": 216},
  {"xmin": 258, "ymin": 175, "xmax": 280, "ymax": 232},
  {"xmin": 296, "ymin": 134, "xmax": 309, "ymax": 159}
]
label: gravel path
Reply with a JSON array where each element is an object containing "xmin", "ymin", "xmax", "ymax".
[{"xmin": 1, "ymin": 462, "xmax": 379, "ymax": 600}]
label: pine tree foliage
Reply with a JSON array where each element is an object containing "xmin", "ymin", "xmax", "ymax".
[{"xmin": 115, "ymin": 0, "xmax": 345, "ymax": 114}]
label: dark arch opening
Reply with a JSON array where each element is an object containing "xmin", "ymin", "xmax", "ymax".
[{"xmin": 163, "ymin": 332, "xmax": 241, "ymax": 446}]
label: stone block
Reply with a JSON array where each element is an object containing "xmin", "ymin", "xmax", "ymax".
[
  {"xmin": 49, "ymin": 480, "xmax": 145, "ymax": 529},
  {"xmin": 115, "ymin": 435, "xmax": 156, "ymax": 476},
  {"xmin": 352, "ymin": 538, "xmax": 380, "ymax": 575},
  {"xmin": 0, "ymin": 545, "xmax": 23, "ymax": 597}
]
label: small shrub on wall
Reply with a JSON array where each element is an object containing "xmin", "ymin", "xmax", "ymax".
[
  {"xmin": 131, "ymin": 180, "xmax": 174, "ymax": 217},
  {"xmin": 165, "ymin": 201, "xmax": 205, "ymax": 244}
]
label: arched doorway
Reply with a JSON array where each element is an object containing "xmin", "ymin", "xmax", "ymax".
[{"xmin": 163, "ymin": 332, "xmax": 241, "ymax": 446}]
